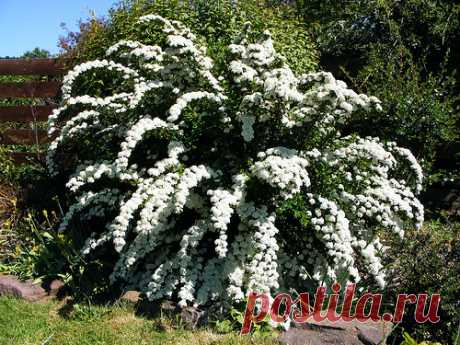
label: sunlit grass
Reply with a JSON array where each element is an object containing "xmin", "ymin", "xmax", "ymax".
[{"xmin": 0, "ymin": 297, "xmax": 278, "ymax": 345}]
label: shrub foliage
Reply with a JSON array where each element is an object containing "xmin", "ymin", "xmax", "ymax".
[
  {"xmin": 298, "ymin": 0, "xmax": 460, "ymax": 185},
  {"xmin": 48, "ymin": 15, "xmax": 424, "ymax": 307},
  {"xmin": 61, "ymin": 0, "xmax": 318, "ymax": 75}
]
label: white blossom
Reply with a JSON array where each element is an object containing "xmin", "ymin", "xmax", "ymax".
[{"xmin": 50, "ymin": 14, "xmax": 424, "ymax": 307}]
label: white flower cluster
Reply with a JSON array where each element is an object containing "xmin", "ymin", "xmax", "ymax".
[
  {"xmin": 228, "ymin": 30, "xmax": 383, "ymax": 138},
  {"xmin": 61, "ymin": 60, "xmax": 139, "ymax": 101},
  {"xmin": 49, "ymin": 15, "xmax": 424, "ymax": 307},
  {"xmin": 252, "ymin": 147, "xmax": 311, "ymax": 198}
]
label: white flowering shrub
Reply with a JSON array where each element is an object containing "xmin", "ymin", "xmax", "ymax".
[{"xmin": 48, "ymin": 15, "xmax": 424, "ymax": 306}]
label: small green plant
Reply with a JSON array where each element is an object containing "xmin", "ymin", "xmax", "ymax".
[
  {"xmin": 69, "ymin": 302, "xmax": 112, "ymax": 322},
  {"xmin": 214, "ymin": 319, "xmax": 234, "ymax": 334},
  {"xmin": 400, "ymin": 332, "xmax": 443, "ymax": 345},
  {"xmin": 212, "ymin": 305, "xmax": 277, "ymax": 337},
  {"xmin": 230, "ymin": 307, "xmax": 276, "ymax": 337},
  {"xmin": 1, "ymin": 210, "xmax": 63, "ymax": 279}
]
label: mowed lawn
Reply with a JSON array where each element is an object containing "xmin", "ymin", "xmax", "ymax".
[{"xmin": 0, "ymin": 298, "xmax": 278, "ymax": 345}]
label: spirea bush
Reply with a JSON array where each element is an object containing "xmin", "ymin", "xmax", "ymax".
[{"xmin": 48, "ymin": 15, "xmax": 424, "ymax": 307}]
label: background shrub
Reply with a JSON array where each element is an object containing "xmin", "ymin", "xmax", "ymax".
[
  {"xmin": 384, "ymin": 221, "xmax": 460, "ymax": 344},
  {"xmin": 60, "ymin": 0, "xmax": 318, "ymax": 75},
  {"xmin": 296, "ymin": 0, "xmax": 460, "ymax": 189}
]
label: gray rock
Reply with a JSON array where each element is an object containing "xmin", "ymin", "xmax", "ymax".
[
  {"xmin": 120, "ymin": 290, "xmax": 141, "ymax": 304},
  {"xmin": 135, "ymin": 299, "xmax": 206, "ymax": 329},
  {"xmin": 136, "ymin": 299, "xmax": 178, "ymax": 318},
  {"xmin": 357, "ymin": 322, "xmax": 392, "ymax": 345},
  {"xmin": 47, "ymin": 279, "xmax": 65, "ymax": 297},
  {"xmin": 160, "ymin": 300, "xmax": 178, "ymax": 319},
  {"xmin": 180, "ymin": 306, "xmax": 207, "ymax": 330},
  {"xmin": 279, "ymin": 318, "xmax": 393, "ymax": 345},
  {"xmin": 0, "ymin": 275, "xmax": 47, "ymax": 302}
]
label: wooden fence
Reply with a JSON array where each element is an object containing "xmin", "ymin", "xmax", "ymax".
[{"xmin": 0, "ymin": 58, "xmax": 66, "ymax": 164}]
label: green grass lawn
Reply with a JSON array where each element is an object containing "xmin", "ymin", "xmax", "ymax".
[{"xmin": 0, "ymin": 297, "xmax": 278, "ymax": 345}]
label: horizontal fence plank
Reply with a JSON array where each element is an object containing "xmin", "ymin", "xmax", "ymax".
[
  {"xmin": 0, "ymin": 58, "xmax": 67, "ymax": 76},
  {"xmin": 0, "ymin": 105, "xmax": 55, "ymax": 122},
  {"xmin": 0, "ymin": 81, "xmax": 61, "ymax": 98},
  {"xmin": 0, "ymin": 129, "xmax": 50, "ymax": 145},
  {"xmin": 8, "ymin": 152, "xmax": 45, "ymax": 165}
]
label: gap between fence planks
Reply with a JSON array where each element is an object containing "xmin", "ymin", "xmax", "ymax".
[{"xmin": 0, "ymin": 58, "xmax": 67, "ymax": 76}]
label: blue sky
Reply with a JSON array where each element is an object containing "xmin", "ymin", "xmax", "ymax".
[{"xmin": 0, "ymin": 0, "xmax": 117, "ymax": 57}]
